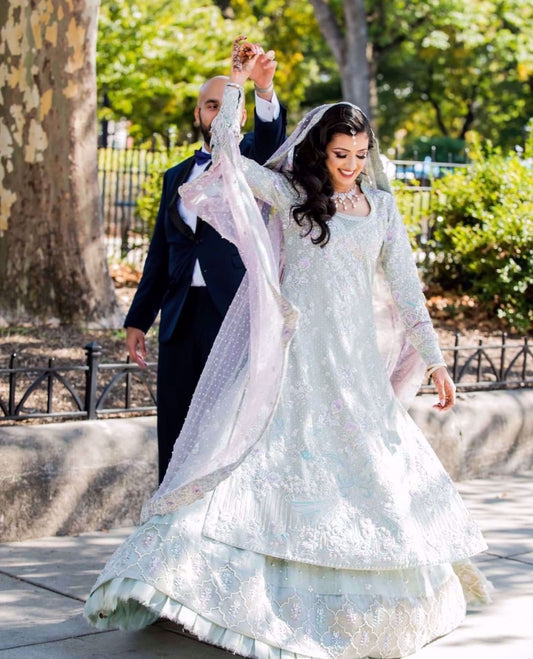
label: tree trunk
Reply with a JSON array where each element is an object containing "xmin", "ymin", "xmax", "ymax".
[
  {"xmin": 367, "ymin": 42, "xmax": 379, "ymax": 122},
  {"xmin": 341, "ymin": 0, "xmax": 371, "ymax": 116},
  {"xmin": 0, "ymin": 0, "xmax": 120, "ymax": 328},
  {"xmin": 309, "ymin": 0, "xmax": 372, "ymax": 118}
]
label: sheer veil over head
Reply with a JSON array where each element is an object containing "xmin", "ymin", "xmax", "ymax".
[
  {"xmin": 140, "ymin": 97, "xmax": 425, "ymax": 522},
  {"xmin": 265, "ymin": 101, "xmax": 391, "ymax": 194}
]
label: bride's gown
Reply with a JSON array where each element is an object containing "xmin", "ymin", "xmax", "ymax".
[{"xmin": 84, "ymin": 88, "xmax": 490, "ymax": 658}]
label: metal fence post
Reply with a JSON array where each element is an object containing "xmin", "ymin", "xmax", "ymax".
[
  {"xmin": 452, "ymin": 333, "xmax": 460, "ymax": 382},
  {"xmin": 500, "ymin": 332, "xmax": 507, "ymax": 382},
  {"xmin": 47, "ymin": 357, "xmax": 55, "ymax": 414},
  {"xmin": 8, "ymin": 353, "xmax": 17, "ymax": 416},
  {"xmin": 85, "ymin": 342, "xmax": 102, "ymax": 419},
  {"xmin": 125, "ymin": 355, "xmax": 132, "ymax": 409}
]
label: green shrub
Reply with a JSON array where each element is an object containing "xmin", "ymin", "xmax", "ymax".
[
  {"xmin": 427, "ymin": 134, "xmax": 533, "ymax": 333},
  {"xmin": 135, "ymin": 143, "xmax": 199, "ymax": 236}
]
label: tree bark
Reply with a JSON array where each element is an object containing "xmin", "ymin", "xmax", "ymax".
[
  {"xmin": 341, "ymin": 0, "xmax": 371, "ymax": 115},
  {"xmin": 0, "ymin": 0, "xmax": 120, "ymax": 327},
  {"xmin": 309, "ymin": 0, "xmax": 371, "ymax": 117}
]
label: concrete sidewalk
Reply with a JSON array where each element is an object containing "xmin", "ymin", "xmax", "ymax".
[{"xmin": 1, "ymin": 473, "xmax": 532, "ymax": 658}]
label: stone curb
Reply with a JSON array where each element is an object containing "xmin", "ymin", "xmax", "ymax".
[{"xmin": 1, "ymin": 389, "xmax": 532, "ymax": 542}]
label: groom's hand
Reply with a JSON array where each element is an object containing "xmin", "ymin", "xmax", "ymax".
[
  {"xmin": 125, "ymin": 326, "xmax": 148, "ymax": 368},
  {"xmin": 249, "ymin": 49, "xmax": 277, "ymax": 101}
]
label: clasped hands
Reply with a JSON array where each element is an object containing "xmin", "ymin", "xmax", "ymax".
[{"xmin": 230, "ymin": 35, "xmax": 276, "ymax": 97}]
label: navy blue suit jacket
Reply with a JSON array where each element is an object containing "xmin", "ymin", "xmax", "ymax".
[{"xmin": 124, "ymin": 107, "xmax": 287, "ymax": 343}]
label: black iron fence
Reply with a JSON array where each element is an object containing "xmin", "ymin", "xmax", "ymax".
[
  {"xmin": 99, "ymin": 147, "xmax": 161, "ymax": 267},
  {"xmin": 1, "ymin": 334, "xmax": 531, "ymax": 423},
  {"xmin": 98, "ymin": 145, "xmax": 468, "ymax": 264},
  {"xmin": 419, "ymin": 334, "xmax": 532, "ymax": 393},
  {"xmin": 0, "ymin": 342, "xmax": 157, "ymax": 423}
]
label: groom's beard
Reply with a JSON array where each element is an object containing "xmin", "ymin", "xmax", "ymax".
[
  {"xmin": 198, "ymin": 113, "xmax": 212, "ymax": 147},
  {"xmin": 197, "ymin": 109, "xmax": 244, "ymax": 147}
]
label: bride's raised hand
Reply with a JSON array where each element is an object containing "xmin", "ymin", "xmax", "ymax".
[{"xmin": 230, "ymin": 35, "xmax": 262, "ymax": 86}]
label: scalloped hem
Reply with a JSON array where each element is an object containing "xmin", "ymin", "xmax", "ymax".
[
  {"xmin": 85, "ymin": 578, "xmax": 311, "ymax": 658},
  {"xmin": 84, "ymin": 560, "xmax": 491, "ymax": 659}
]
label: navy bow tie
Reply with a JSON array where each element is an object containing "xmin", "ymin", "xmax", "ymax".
[{"xmin": 194, "ymin": 149, "xmax": 212, "ymax": 166}]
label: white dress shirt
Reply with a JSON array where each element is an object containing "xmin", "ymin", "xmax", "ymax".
[{"xmin": 178, "ymin": 92, "xmax": 281, "ymax": 286}]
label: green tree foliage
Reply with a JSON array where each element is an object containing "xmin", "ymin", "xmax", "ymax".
[
  {"xmin": 377, "ymin": 0, "xmax": 533, "ymax": 155},
  {"xmin": 97, "ymin": 0, "xmax": 260, "ymax": 143},
  {"xmin": 97, "ymin": 0, "xmax": 532, "ymax": 155},
  {"xmin": 97, "ymin": 0, "xmax": 334, "ymax": 139},
  {"xmin": 427, "ymin": 132, "xmax": 533, "ymax": 332},
  {"xmin": 219, "ymin": 0, "xmax": 333, "ymax": 120}
]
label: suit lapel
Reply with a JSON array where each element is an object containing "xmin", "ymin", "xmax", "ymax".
[
  {"xmin": 167, "ymin": 157, "xmax": 196, "ymax": 240},
  {"xmin": 193, "ymin": 160, "xmax": 212, "ymax": 238}
]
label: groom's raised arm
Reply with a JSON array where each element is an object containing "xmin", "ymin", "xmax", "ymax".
[{"xmin": 240, "ymin": 45, "xmax": 287, "ymax": 164}]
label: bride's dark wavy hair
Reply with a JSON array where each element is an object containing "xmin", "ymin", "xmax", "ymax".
[{"xmin": 289, "ymin": 104, "xmax": 374, "ymax": 247}]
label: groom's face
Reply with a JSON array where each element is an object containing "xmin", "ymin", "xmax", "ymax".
[{"xmin": 194, "ymin": 77, "xmax": 246, "ymax": 150}]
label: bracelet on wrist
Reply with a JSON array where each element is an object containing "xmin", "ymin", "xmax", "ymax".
[
  {"xmin": 426, "ymin": 363, "xmax": 446, "ymax": 378},
  {"xmin": 254, "ymin": 82, "xmax": 274, "ymax": 94},
  {"xmin": 226, "ymin": 81, "xmax": 243, "ymax": 91}
]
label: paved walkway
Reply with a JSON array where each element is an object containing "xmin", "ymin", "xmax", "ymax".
[{"xmin": 1, "ymin": 473, "xmax": 532, "ymax": 658}]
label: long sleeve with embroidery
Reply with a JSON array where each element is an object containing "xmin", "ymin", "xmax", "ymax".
[
  {"xmin": 380, "ymin": 194, "xmax": 444, "ymax": 366},
  {"xmin": 211, "ymin": 85, "xmax": 295, "ymax": 214}
]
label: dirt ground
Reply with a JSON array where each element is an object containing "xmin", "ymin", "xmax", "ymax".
[
  {"xmin": 0, "ymin": 263, "xmax": 521, "ymax": 366},
  {"xmin": 0, "ymin": 266, "xmax": 152, "ymax": 369}
]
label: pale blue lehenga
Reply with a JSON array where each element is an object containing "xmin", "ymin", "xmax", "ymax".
[{"xmin": 84, "ymin": 87, "xmax": 491, "ymax": 658}]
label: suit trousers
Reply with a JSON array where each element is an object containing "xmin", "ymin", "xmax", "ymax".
[{"xmin": 156, "ymin": 287, "xmax": 223, "ymax": 484}]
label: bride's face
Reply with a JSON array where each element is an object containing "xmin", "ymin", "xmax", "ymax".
[{"xmin": 325, "ymin": 132, "xmax": 369, "ymax": 193}]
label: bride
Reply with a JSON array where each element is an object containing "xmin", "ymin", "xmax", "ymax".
[{"xmin": 84, "ymin": 38, "xmax": 491, "ymax": 658}]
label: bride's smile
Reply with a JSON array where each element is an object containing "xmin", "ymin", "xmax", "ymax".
[{"xmin": 325, "ymin": 132, "xmax": 369, "ymax": 192}]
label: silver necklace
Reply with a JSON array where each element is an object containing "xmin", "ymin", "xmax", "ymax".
[{"xmin": 332, "ymin": 186, "xmax": 360, "ymax": 211}]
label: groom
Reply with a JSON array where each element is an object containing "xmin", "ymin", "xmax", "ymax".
[{"xmin": 124, "ymin": 43, "xmax": 286, "ymax": 483}]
